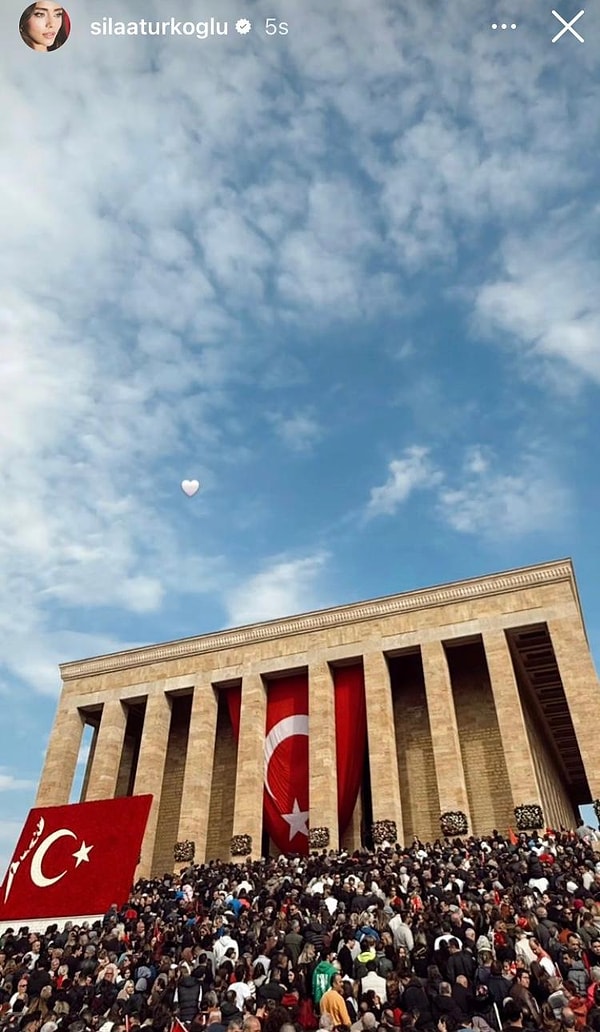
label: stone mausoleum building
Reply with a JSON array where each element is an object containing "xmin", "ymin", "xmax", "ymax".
[{"xmin": 36, "ymin": 559, "xmax": 600, "ymax": 876}]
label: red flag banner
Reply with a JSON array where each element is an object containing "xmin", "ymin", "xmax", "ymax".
[
  {"xmin": 334, "ymin": 664, "xmax": 367, "ymax": 835},
  {"xmin": 0, "ymin": 795, "xmax": 152, "ymax": 923},
  {"xmin": 225, "ymin": 684, "xmax": 242, "ymax": 740},
  {"xmin": 263, "ymin": 674, "xmax": 309, "ymax": 855}
]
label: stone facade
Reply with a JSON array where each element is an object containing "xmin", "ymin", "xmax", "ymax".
[{"xmin": 36, "ymin": 559, "xmax": 599, "ymax": 876}]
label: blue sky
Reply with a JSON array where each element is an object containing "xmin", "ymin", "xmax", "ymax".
[{"xmin": 1, "ymin": 0, "xmax": 600, "ymax": 874}]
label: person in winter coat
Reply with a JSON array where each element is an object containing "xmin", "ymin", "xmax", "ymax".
[
  {"xmin": 177, "ymin": 970, "xmax": 202, "ymax": 1026},
  {"xmin": 305, "ymin": 917, "xmax": 328, "ymax": 955},
  {"xmin": 472, "ymin": 985, "xmax": 496, "ymax": 1031},
  {"xmin": 283, "ymin": 921, "xmax": 304, "ymax": 967},
  {"xmin": 128, "ymin": 978, "xmax": 149, "ymax": 1021},
  {"xmin": 401, "ymin": 975, "xmax": 434, "ymax": 1030},
  {"xmin": 432, "ymin": 982, "xmax": 466, "ymax": 1026},
  {"xmin": 91, "ymin": 970, "xmax": 118, "ymax": 1015},
  {"xmin": 531, "ymin": 912, "xmax": 558, "ymax": 955},
  {"xmin": 509, "ymin": 971, "xmax": 542, "ymax": 1028},
  {"xmin": 486, "ymin": 963, "xmax": 513, "ymax": 1008},
  {"xmin": 452, "ymin": 976, "xmax": 473, "ymax": 1021},
  {"xmin": 447, "ymin": 942, "xmax": 476, "ymax": 985},
  {"xmin": 338, "ymin": 931, "xmax": 359, "ymax": 979}
]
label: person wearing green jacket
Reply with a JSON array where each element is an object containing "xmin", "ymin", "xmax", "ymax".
[{"xmin": 312, "ymin": 951, "xmax": 339, "ymax": 1005}]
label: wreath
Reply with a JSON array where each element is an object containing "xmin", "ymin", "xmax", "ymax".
[
  {"xmin": 230, "ymin": 834, "xmax": 252, "ymax": 856},
  {"xmin": 372, "ymin": 820, "xmax": 398, "ymax": 845},
  {"xmin": 309, "ymin": 827, "xmax": 330, "ymax": 850},
  {"xmin": 173, "ymin": 840, "xmax": 195, "ymax": 862},
  {"xmin": 514, "ymin": 804, "xmax": 544, "ymax": 831},
  {"xmin": 440, "ymin": 811, "xmax": 468, "ymax": 836}
]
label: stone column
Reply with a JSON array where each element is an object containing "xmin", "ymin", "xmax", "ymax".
[
  {"xmin": 341, "ymin": 791, "xmax": 363, "ymax": 852},
  {"xmin": 79, "ymin": 721, "xmax": 99, "ymax": 802},
  {"xmin": 133, "ymin": 691, "xmax": 172, "ymax": 878},
  {"xmin": 363, "ymin": 650, "xmax": 404, "ymax": 844},
  {"xmin": 308, "ymin": 658, "xmax": 339, "ymax": 851},
  {"xmin": 548, "ymin": 615, "xmax": 600, "ymax": 798},
  {"xmin": 84, "ymin": 698, "xmax": 128, "ymax": 801},
  {"xmin": 482, "ymin": 630, "xmax": 542, "ymax": 808},
  {"xmin": 36, "ymin": 704, "xmax": 85, "ymax": 807},
  {"xmin": 176, "ymin": 682, "xmax": 219, "ymax": 866},
  {"xmin": 231, "ymin": 673, "xmax": 266, "ymax": 860},
  {"xmin": 420, "ymin": 640, "xmax": 471, "ymax": 825}
]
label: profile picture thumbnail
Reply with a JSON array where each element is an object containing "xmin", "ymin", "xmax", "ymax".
[{"xmin": 19, "ymin": 1, "xmax": 71, "ymax": 51}]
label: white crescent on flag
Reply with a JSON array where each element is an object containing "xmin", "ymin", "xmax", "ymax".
[
  {"xmin": 263, "ymin": 714, "xmax": 310, "ymax": 842},
  {"xmin": 30, "ymin": 829, "xmax": 77, "ymax": 887},
  {"xmin": 263, "ymin": 714, "xmax": 309, "ymax": 800}
]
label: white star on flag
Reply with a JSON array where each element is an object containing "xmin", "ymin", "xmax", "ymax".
[
  {"xmin": 281, "ymin": 800, "xmax": 309, "ymax": 841},
  {"xmin": 72, "ymin": 841, "xmax": 93, "ymax": 867}
]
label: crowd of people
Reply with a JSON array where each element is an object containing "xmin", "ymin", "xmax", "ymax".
[{"xmin": 3, "ymin": 822, "xmax": 600, "ymax": 1032}]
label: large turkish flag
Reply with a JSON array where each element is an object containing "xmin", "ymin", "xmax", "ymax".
[
  {"xmin": 0, "ymin": 796, "xmax": 152, "ymax": 922},
  {"xmin": 225, "ymin": 669, "xmax": 367, "ymax": 856},
  {"xmin": 263, "ymin": 675, "xmax": 309, "ymax": 855}
]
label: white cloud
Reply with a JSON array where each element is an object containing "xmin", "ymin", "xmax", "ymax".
[
  {"xmin": 438, "ymin": 452, "xmax": 570, "ymax": 538},
  {"xmin": 2, "ymin": 630, "xmax": 151, "ymax": 697},
  {"xmin": 464, "ymin": 446, "xmax": 490, "ymax": 476},
  {"xmin": 226, "ymin": 554, "xmax": 329, "ymax": 626},
  {"xmin": 269, "ymin": 410, "xmax": 323, "ymax": 453},
  {"xmin": 366, "ymin": 447, "xmax": 443, "ymax": 517},
  {"xmin": 473, "ymin": 219, "xmax": 600, "ymax": 385},
  {"xmin": 0, "ymin": 771, "xmax": 35, "ymax": 792},
  {"xmin": 276, "ymin": 177, "xmax": 382, "ymax": 311},
  {"xmin": 366, "ymin": 444, "xmax": 570, "ymax": 540}
]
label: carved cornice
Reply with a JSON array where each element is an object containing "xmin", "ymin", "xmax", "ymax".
[{"xmin": 60, "ymin": 559, "xmax": 576, "ymax": 681}]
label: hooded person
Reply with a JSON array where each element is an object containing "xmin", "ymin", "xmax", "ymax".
[
  {"xmin": 355, "ymin": 938, "xmax": 377, "ymax": 979},
  {"xmin": 312, "ymin": 952, "xmax": 339, "ymax": 1006}
]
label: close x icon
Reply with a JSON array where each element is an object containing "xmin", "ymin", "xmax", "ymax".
[{"xmin": 551, "ymin": 9, "xmax": 585, "ymax": 43}]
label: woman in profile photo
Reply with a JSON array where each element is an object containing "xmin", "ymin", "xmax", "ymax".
[{"xmin": 19, "ymin": 1, "xmax": 70, "ymax": 51}]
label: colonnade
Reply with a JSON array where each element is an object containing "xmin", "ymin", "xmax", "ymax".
[{"xmin": 35, "ymin": 612, "xmax": 599, "ymax": 877}]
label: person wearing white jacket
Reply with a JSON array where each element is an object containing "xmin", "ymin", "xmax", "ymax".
[
  {"xmin": 514, "ymin": 930, "xmax": 536, "ymax": 969},
  {"xmin": 214, "ymin": 932, "xmax": 239, "ymax": 965}
]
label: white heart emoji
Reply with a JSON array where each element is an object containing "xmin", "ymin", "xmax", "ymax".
[{"xmin": 181, "ymin": 479, "xmax": 200, "ymax": 497}]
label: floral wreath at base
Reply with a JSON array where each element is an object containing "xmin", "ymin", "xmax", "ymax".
[
  {"xmin": 514, "ymin": 804, "xmax": 544, "ymax": 831},
  {"xmin": 173, "ymin": 840, "xmax": 195, "ymax": 863},
  {"xmin": 372, "ymin": 820, "xmax": 397, "ymax": 845},
  {"xmin": 309, "ymin": 827, "xmax": 330, "ymax": 850},
  {"xmin": 230, "ymin": 834, "xmax": 252, "ymax": 856},
  {"xmin": 440, "ymin": 811, "xmax": 468, "ymax": 836}
]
